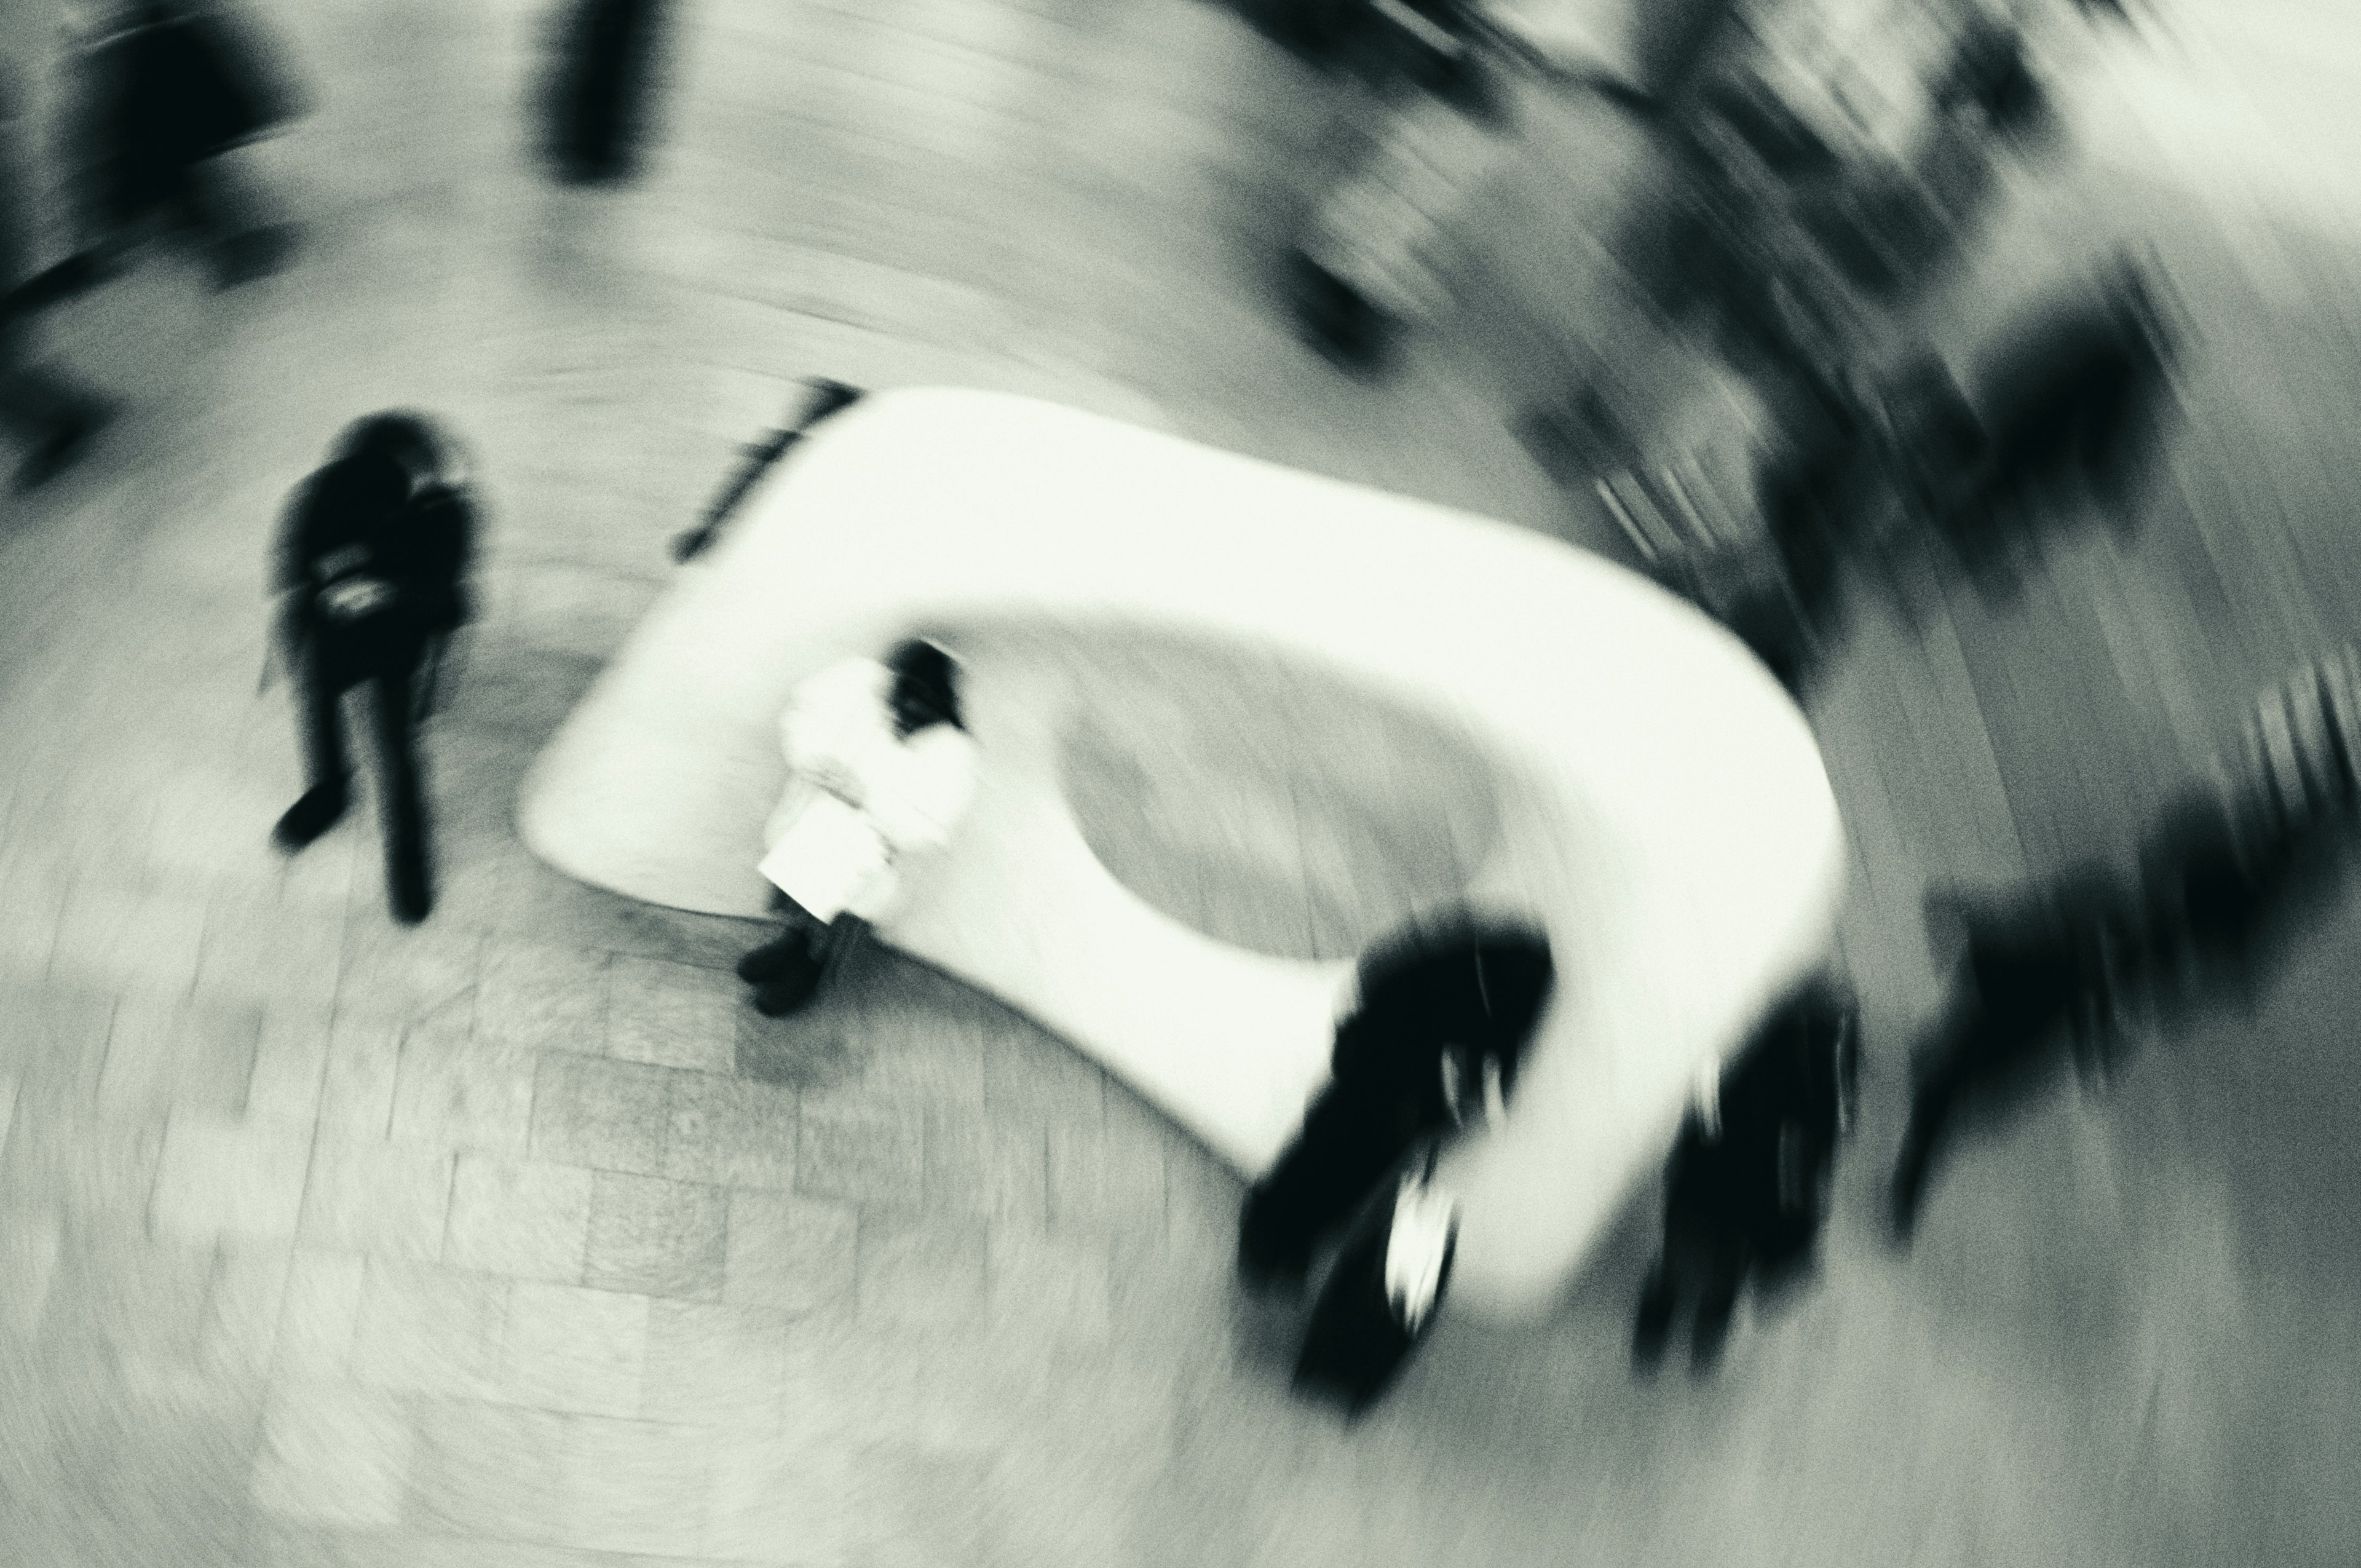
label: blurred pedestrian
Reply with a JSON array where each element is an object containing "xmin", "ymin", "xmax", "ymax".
[
  {"xmin": 735, "ymin": 638, "xmax": 979, "ymax": 1018},
  {"xmin": 69, "ymin": 1, "xmax": 299, "ymax": 289},
  {"xmin": 271, "ymin": 413, "xmax": 478, "ymax": 925},
  {"xmin": 1, "ymin": 57, "xmax": 113, "ymax": 492},
  {"xmin": 544, "ymin": 0, "xmax": 668, "ymax": 184},
  {"xmin": 1632, "ymin": 975, "xmax": 1858, "ymax": 1371}
]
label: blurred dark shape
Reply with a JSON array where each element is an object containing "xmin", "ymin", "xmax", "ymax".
[
  {"xmin": 1889, "ymin": 865, "xmax": 2135, "ymax": 1241},
  {"xmin": 272, "ymin": 411, "xmax": 480, "ymax": 925},
  {"xmin": 673, "ymin": 379, "xmax": 864, "ymax": 562},
  {"xmin": 544, "ymin": 0, "xmax": 669, "ymax": 185},
  {"xmin": 1291, "ymin": 1152, "xmax": 1456, "ymax": 1417},
  {"xmin": 1632, "ymin": 975, "xmax": 1859, "ymax": 1372},
  {"xmin": 1892, "ymin": 649, "xmax": 2361, "ymax": 1240},
  {"xmin": 1928, "ymin": 258, "xmax": 2183, "ymax": 597},
  {"xmin": 1, "ymin": 68, "xmax": 115, "ymax": 491},
  {"xmin": 70, "ymin": 1, "xmax": 301, "ymax": 288},
  {"xmin": 1240, "ymin": 913, "xmax": 1554, "ymax": 1292}
]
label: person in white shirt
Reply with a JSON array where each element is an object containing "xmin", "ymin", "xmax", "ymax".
[{"xmin": 735, "ymin": 638, "xmax": 980, "ymax": 1018}]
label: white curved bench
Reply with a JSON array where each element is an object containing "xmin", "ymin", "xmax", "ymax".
[{"xmin": 517, "ymin": 386, "xmax": 1845, "ymax": 1321}]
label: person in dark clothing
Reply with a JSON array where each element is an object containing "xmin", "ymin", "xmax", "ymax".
[
  {"xmin": 272, "ymin": 413, "xmax": 477, "ymax": 925},
  {"xmin": 544, "ymin": 0, "xmax": 668, "ymax": 184},
  {"xmin": 673, "ymin": 379, "xmax": 864, "ymax": 563},
  {"xmin": 2, "ymin": 64, "xmax": 114, "ymax": 491},
  {"xmin": 1240, "ymin": 915, "xmax": 1555, "ymax": 1291},
  {"xmin": 1632, "ymin": 975, "xmax": 1859, "ymax": 1371},
  {"xmin": 73, "ymin": 1, "xmax": 297, "ymax": 288},
  {"xmin": 1888, "ymin": 867, "xmax": 2134, "ymax": 1241}
]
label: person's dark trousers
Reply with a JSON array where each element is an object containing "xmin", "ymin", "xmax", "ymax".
[
  {"xmin": 1240, "ymin": 1076, "xmax": 1430, "ymax": 1288},
  {"xmin": 1291, "ymin": 1185, "xmax": 1452, "ymax": 1416},
  {"xmin": 548, "ymin": 0, "xmax": 666, "ymax": 183},
  {"xmin": 740, "ymin": 908, "xmax": 865, "ymax": 1018},
  {"xmin": 287, "ymin": 633, "xmax": 432, "ymax": 922}
]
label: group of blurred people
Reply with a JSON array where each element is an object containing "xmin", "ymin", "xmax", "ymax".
[{"xmin": 0, "ymin": 0, "xmax": 674, "ymax": 492}]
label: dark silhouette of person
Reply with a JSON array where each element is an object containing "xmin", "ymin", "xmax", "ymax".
[
  {"xmin": 1891, "ymin": 647, "xmax": 2361, "ymax": 1241},
  {"xmin": 1632, "ymin": 976, "xmax": 1859, "ymax": 1371},
  {"xmin": 1240, "ymin": 916, "xmax": 1555, "ymax": 1291},
  {"xmin": 72, "ymin": 1, "xmax": 298, "ymax": 287},
  {"xmin": 272, "ymin": 414, "xmax": 477, "ymax": 924},
  {"xmin": 2, "ymin": 68, "xmax": 113, "ymax": 491},
  {"xmin": 545, "ymin": 0, "xmax": 668, "ymax": 184}
]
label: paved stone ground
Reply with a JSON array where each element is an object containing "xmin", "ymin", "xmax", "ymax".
[{"xmin": 1, "ymin": 0, "xmax": 2357, "ymax": 1564}]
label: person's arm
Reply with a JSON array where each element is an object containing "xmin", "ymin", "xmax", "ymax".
[{"xmin": 866, "ymin": 728, "xmax": 978, "ymax": 855}]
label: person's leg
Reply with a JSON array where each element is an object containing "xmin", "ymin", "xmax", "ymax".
[
  {"xmin": 368, "ymin": 650, "xmax": 433, "ymax": 922},
  {"xmin": 0, "ymin": 325, "xmax": 111, "ymax": 490},
  {"xmin": 751, "ymin": 909, "xmax": 858, "ymax": 1018},
  {"xmin": 1687, "ymin": 1241, "xmax": 1747, "ymax": 1371},
  {"xmin": 275, "ymin": 638, "xmax": 353, "ymax": 850},
  {"xmin": 1240, "ymin": 1079, "xmax": 1421, "ymax": 1288},
  {"xmin": 737, "ymin": 922, "xmax": 815, "ymax": 983}
]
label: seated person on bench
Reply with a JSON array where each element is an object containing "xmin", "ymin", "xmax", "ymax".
[{"xmin": 736, "ymin": 638, "xmax": 978, "ymax": 1017}]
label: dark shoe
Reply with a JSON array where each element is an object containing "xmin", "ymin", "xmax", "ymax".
[
  {"xmin": 737, "ymin": 930, "xmax": 812, "ymax": 984},
  {"xmin": 389, "ymin": 855, "xmax": 433, "ymax": 925},
  {"xmin": 1631, "ymin": 1265, "xmax": 1677, "ymax": 1370},
  {"xmin": 751, "ymin": 960, "xmax": 825, "ymax": 1018},
  {"xmin": 216, "ymin": 225, "xmax": 296, "ymax": 289},
  {"xmin": 1292, "ymin": 1169, "xmax": 1457, "ymax": 1417},
  {"xmin": 1237, "ymin": 1188, "xmax": 1315, "ymax": 1297},
  {"xmin": 272, "ymin": 785, "xmax": 349, "ymax": 852}
]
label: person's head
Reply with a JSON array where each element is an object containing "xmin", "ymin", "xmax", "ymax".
[
  {"xmin": 310, "ymin": 451, "xmax": 411, "ymax": 525},
  {"xmin": 336, "ymin": 411, "xmax": 445, "ymax": 492},
  {"xmin": 885, "ymin": 638, "xmax": 961, "ymax": 737}
]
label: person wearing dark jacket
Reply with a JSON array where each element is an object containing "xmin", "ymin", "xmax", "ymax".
[
  {"xmin": 2, "ymin": 63, "xmax": 113, "ymax": 490},
  {"xmin": 272, "ymin": 413, "xmax": 475, "ymax": 924},
  {"xmin": 544, "ymin": 0, "xmax": 669, "ymax": 184},
  {"xmin": 1632, "ymin": 976, "xmax": 1859, "ymax": 1371},
  {"xmin": 1239, "ymin": 915, "xmax": 1556, "ymax": 1293},
  {"xmin": 74, "ymin": 1, "xmax": 296, "ymax": 287}
]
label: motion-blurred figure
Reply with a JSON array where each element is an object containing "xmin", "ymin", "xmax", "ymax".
[
  {"xmin": 1632, "ymin": 975, "xmax": 1858, "ymax": 1371},
  {"xmin": 1238, "ymin": 915, "xmax": 1552, "ymax": 1413},
  {"xmin": 1, "ymin": 60, "xmax": 113, "ymax": 491},
  {"xmin": 544, "ymin": 0, "xmax": 668, "ymax": 184},
  {"xmin": 1891, "ymin": 647, "xmax": 2361, "ymax": 1240},
  {"xmin": 69, "ymin": 1, "xmax": 300, "ymax": 288},
  {"xmin": 272, "ymin": 414, "xmax": 478, "ymax": 925},
  {"xmin": 735, "ymin": 639, "xmax": 979, "ymax": 1019},
  {"xmin": 673, "ymin": 379, "xmax": 864, "ymax": 563}
]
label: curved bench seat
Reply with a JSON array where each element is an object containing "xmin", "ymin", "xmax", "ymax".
[{"xmin": 517, "ymin": 386, "xmax": 1845, "ymax": 1321}]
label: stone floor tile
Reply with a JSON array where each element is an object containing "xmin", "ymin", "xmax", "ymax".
[
  {"xmin": 149, "ymin": 1108, "xmax": 315, "ymax": 1243},
  {"xmin": 443, "ymin": 1151, "xmax": 594, "ymax": 1286},
  {"xmin": 389, "ymin": 1021, "xmax": 537, "ymax": 1158},
  {"xmin": 271, "ymin": 1247, "xmax": 368, "ymax": 1384},
  {"xmin": 1, "ymin": 1105, "xmax": 168, "ymax": 1223},
  {"xmin": 249, "ymin": 1380, "xmax": 415, "ymax": 1529},
  {"xmin": 46, "ymin": 874, "xmax": 209, "ymax": 997},
  {"xmin": 473, "ymin": 936, "xmax": 612, "ymax": 1055},
  {"xmin": 1046, "ymin": 1123, "xmax": 1168, "ymax": 1237},
  {"xmin": 794, "ymin": 1104, "xmax": 925, "ymax": 1213},
  {"xmin": 496, "ymin": 1280, "xmax": 651, "ymax": 1419},
  {"xmin": 336, "ymin": 920, "xmax": 485, "ymax": 1034},
  {"xmin": 639, "ymin": 1297, "xmax": 797, "ymax": 1428},
  {"xmin": 403, "ymin": 1397, "xmax": 576, "ymax": 1544},
  {"xmin": 0, "ymin": 1202, "xmax": 64, "ymax": 1340},
  {"xmin": 247, "ymin": 996, "xmax": 338, "ymax": 1127},
  {"xmin": 528, "ymin": 1051, "xmax": 674, "ymax": 1175},
  {"xmin": 350, "ymin": 1258, "xmax": 508, "ymax": 1399},
  {"xmin": 606, "ymin": 952, "xmax": 740, "ymax": 1072},
  {"xmin": 923, "ymin": 1108, "xmax": 1050, "ymax": 1230},
  {"xmin": 722, "ymin": 1189, "xmax": 858, "ymax": 1315},
  {"xmin": 555, "ymin": 1414, "xmax": 713, "ymax": 1557},
  {"xmin": 315, "ymin": 1011, "xmax": 408, "ymax": 1142},
  {"xmin": 986, "ymin": 1227, "xmax": 1115, "ymax": 1346},
  {"xmin": 202, "ymin": 1238, "xmax": 297, "ymax": 1381},
  {"xmin": 299, "ymin": 1134, "xmax": 456, "ymax": 1261},
  {"xmin": 96, "ymin": 988, "xmax": 264, "ymax": 1120},
  {"xmin": 855, "ymin": 1214, "xmax": 990, "ymax": 1329},
  {"xmin": 197, "ymin": 885, "xmax": 348, "ymax": 1012},
  {"xmin": 1, "ymin": 981, "xmax": 117, "ymax": 1119},
  {"xmin": 699, "ymin": 1423, "xmax": 862, "ymax": 1566},
  {"xmin": 583, "ymin": 1170, "xmax": 729, "ymax": 1301},
  {"xmin": 661, "ymin": 1071, "xmax": 799, "ymax": 1190}
]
